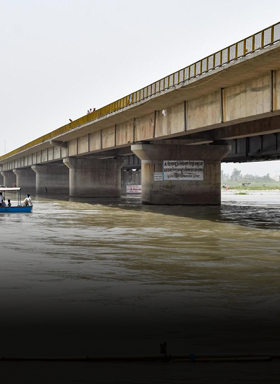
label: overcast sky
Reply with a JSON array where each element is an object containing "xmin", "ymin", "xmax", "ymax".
[{"xmin": 1, "ymin": 0, "xmax": 280, "ymax": 176}]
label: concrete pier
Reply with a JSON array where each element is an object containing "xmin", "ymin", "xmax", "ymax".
[
  {"xmin": 0, "ymin": 173, "xmax": 3, "ymax": 186},
  {"xmin": 1, "ymin": 171, "xmax": 16, "ymax": 187},
  {"xmin": 31, "ymin": 164, "xmax": 69, "ymax": 194},
  {"xmin": 132, "ymin": 143, "xmax": 230, "ymax": 205},
  {"xmin": 13, "ymin": 168, "xmax": 36, "ymax": 192},
  {"xmin": 63, "ymin": 157, "xmax": 124, "ymax": 198},
  {"xmin": 121, "ymin": 168, "xmax": 141, "ymax": 194}
]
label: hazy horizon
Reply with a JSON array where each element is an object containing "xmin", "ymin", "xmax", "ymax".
[
  {"xmin": 1, "ymin": 0, "xmax": 280, "ymax": 174},
  {"xmin": 222, "ymin": 160, "xmax": 280, "ymax": 178}
]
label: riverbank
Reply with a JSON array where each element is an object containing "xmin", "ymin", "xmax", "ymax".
[{"xmin": 222, "ymin": 189, "xmax": 280, "ymax": 207}]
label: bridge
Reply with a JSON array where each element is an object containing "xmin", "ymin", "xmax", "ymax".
[{"xmin": 1, "ymin": 22, "xmax": 280, "ymax": 204}]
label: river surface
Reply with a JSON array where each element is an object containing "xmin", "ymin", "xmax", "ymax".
[{"xmin": 0, "ymin": 190, "xmax": 280, "ymax": 383}]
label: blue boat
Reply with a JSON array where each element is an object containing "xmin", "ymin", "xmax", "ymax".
[
  {"xmin": 0, "ymin": 205, "xmax": 33, "ymax": 213},
  {"xmin": 0, "ymin": 187, "xmax": 33, "ymax": 213}
]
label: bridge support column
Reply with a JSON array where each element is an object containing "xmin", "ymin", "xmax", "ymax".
[
  {"xmin": 0, "ymin": 173, "xmax": 3, "ymax": 186},
  {"xmin": 63, "ymin": 157, "xmax": 124, "ymax": 197},
  {"xmin": 13, "ymin": 168, "xmax": 36, "ymax": 193},
  {"xmin": 1, "ymin": 171, "xmax": 16, "ymax": 187},
  {"xmin": 31, "ymin": 164, "xmax": 69, "ymax": 194},
  {"xmin": 131, "ymin": 143, "xmax": 230, "ymax": 205},
  {"xmin": 121, "ymin": 168, "xmax": 141, "ymax": 194}
]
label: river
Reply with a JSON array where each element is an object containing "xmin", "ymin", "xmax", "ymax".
[{"xmin": 0, "ymin": 190, "xmax": 280, "ymax": 383}]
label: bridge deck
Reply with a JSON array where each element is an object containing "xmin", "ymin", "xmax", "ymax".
[{"xmin": 1, "ymin": 22, "xmax": 280, "ymax": 162}]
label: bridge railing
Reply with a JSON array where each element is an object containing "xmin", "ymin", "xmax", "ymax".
[{"xmin": 1, "ymin": 22, "xmax": 280, "ymax": 161}]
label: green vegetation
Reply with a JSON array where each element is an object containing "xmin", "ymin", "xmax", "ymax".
[
  {"xmin": 222, "ymin": 182, "xmax": 280, "ymax": 190},
  {"xmin": 222, "ymin": 167, "xmax": 280, "ymax": 190},
  {"xmin": 231, "ymin": 184, "xmax": 279, "ymax": 190}
]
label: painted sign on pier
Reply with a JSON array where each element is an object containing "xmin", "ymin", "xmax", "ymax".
[{"xmin": 163, "ymin": 160, "xmax": 204, "ymax": 181}]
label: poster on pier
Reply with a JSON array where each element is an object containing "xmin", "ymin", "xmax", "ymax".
[
  {"xmin": 126, "ymin": 185, "xmax": 142, "ymax": 194},
  {"xmin": 163, "ymin": 160, "xmax": 204, "ymax": 181}
]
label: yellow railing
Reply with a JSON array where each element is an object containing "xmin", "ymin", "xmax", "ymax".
[{"xmin": 1, "ymin": 21, "xmax": 280, "ymax": 161}]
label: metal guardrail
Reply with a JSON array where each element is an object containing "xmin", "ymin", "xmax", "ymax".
[{"xmin": 1, "ymin": 22, "xmax": 280, "ymax": 161}]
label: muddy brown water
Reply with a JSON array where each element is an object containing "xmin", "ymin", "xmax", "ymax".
[{"xmin": 0, "ymin": 191, "xmax": 280, "ymax": 383}]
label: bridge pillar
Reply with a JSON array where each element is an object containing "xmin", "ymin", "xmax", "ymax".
[
  {"xmin": 31, "ymin": 164, "xmax": 69, "ymax": 194},
  {"xmin": 121, "ymin": 155, "xmax": 141, "ymax": 194},
  {"xmin": 63, "ymin": 157, "xmax": 124, "ymax": 197},
  {"xmin": 13, "ymin": 168, "xmax": 36, "ymax": 192},
  {"xmin": 1, "ymin": 171, "xmax": 16, "ymax": 187},
  {"xmin": 131, "ymin": 143, "xmax": 230, "ymax": 205},
  {"xmin": 0, "ymin": 172, "xmax": 3, "ymax": 186}
]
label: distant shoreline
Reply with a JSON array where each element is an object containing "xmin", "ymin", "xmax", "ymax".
[
  {"xmin": 222, "ymin": 188, "xmax": 280, "ymax": 194},
  {"xmin": 222, "ymin": 186, "xmax": 280, "ymax": 191}
]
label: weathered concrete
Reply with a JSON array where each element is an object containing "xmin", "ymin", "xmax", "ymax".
[
  {"xmin": 223, "ymin": 74, "xmax": 271, "ymax": 122},
  {"xmin": 116, "ymin": 121, "xmax": 134, "ymax": 146},
  {"xmin": 187, "ymin": 91, "xmax": 221, "ymax": 130},
  {"xmin": 31, "ymin": 164, "xmax": 69, "ymax": 194},
  {"xmin": 1, "ymin": 171, "xmax": 16, "ymax": 187},
  {"xmin": 132, "ymin": 143, "xmax": 230, "ymax": 205},
  {"xmin": 63, "ymin": 157, "xmax": 124, "ymax": 198},
  {"xmin": 13, "ymin": 168, "xmax": 36, "ymax": 192}
]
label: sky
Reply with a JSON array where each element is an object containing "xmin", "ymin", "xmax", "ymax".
[{"xmin": 1, "ymin": 0, "xmax": 280, "ymax": 176}]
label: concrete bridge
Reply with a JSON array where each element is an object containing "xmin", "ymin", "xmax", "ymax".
[{"xmin": 1, "ymin": 22, "xmax": 280, "ymax": 204}]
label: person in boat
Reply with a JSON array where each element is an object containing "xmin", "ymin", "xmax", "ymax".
[
  {"xmin": 0, "ymin": 192, "xmax": 2, "ymax": 206},
  {"xmin": 7, "ymin": 199, "xmax": 11, "ymax": 207},
  {"xmin": 1, "ymin": 198, "xmax": 6, "ymax": 207},
  {"xmin": 22, "ymin": 194, "xmax": 32, "ymax": 206}
]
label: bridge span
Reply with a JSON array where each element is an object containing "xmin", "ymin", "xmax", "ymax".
[{"xmin": 1, "ymin": 22, "xmax": 280, "ymax": 204}]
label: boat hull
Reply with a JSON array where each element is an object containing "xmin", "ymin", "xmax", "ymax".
[{"xmin": 0, "ymin": 206, "xmax": 33, "ymax": 213}]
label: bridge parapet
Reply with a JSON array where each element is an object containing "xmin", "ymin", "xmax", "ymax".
[{"xmin": 1, "ymin": 22, "xmax": 280, "ymax": 162}]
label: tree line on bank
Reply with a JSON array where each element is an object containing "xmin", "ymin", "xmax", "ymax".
[{"xmin": 221, "ymin": 168, "xmax": 279, "ymax": 183}]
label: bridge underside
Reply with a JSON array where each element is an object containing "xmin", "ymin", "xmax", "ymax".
[
  {"xmin": 71, "ymin": 114, "xmax": 280, "ymax": 163},
  {"xmin": 183, "ymin": 115, "xmax": 280, "ymax": 163},
  {"xmin": 1, "ymin": 115, "xmax": 280, "ymax": 204},
  {"xmin": 2, "ymin": 41, "xmax": 280, "ymax": 203}
]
